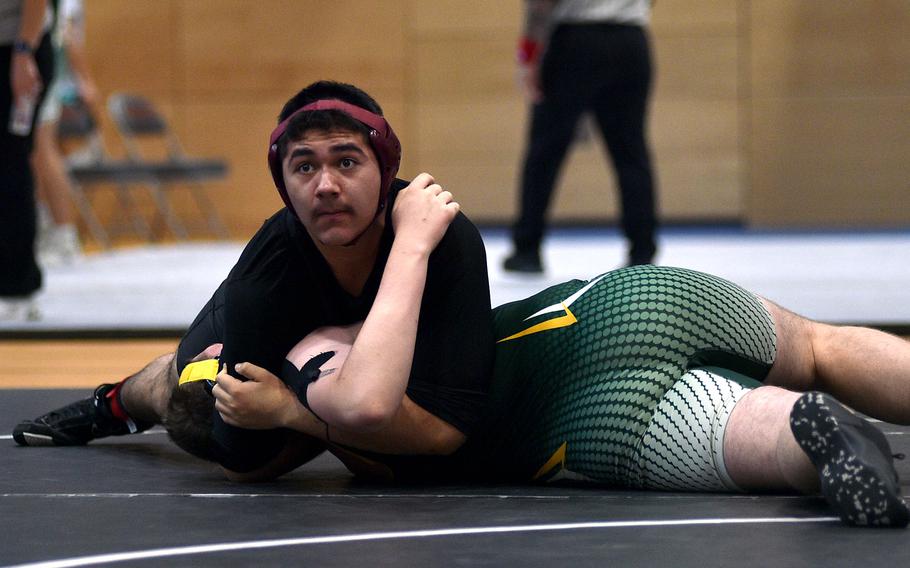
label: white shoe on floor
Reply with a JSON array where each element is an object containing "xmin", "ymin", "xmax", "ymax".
[
  {"xmin": 38, "ymin": 223, "xmax": 83, "ymax": 268},
  {"xmin": 0, "ymin": 297, "xmax": 41, "ymax": 322}
]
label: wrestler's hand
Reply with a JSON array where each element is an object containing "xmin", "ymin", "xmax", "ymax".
[
  {"xmin": 212, "ymin": 362, "xmax": 299, "ymax": 430},
  {"xmin": 391, "ymin": 172, "xmax": 460, "ymax": 256},
  {"xmin": 11, "ymin": 51, "xmax": 41, "ymax": 101}
]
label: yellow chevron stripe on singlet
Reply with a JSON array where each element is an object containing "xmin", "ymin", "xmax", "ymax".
[
  {"xmin": 532, "ymin": 442, "xmax": 568, "ymax": 480},
  {"xmin": 497, "ymin": 305, "xmax": 577, "ymax": 343},
  {"xmin": 496, "ymin": 272, "xmax": 609, "ymax": 344}
]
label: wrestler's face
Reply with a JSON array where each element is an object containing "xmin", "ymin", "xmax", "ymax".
[{"xmin": 283, "ymin": 129, "xmax": 383, "ymax": 247}]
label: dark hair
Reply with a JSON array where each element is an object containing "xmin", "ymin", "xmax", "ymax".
[
  {"xmin": 276, "ymin": 81, "xmax": 384, "ymax": 161},
  {"xmin": 164, "ymin": 382, "xmax": 218, "ymax": 462}
]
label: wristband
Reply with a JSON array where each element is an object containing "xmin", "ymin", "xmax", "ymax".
[
  {"xmin": 13, "ymin": 40, "xmax": 34, "ymax": 55},
  {"xmin": 517, "ymin": 37, "xmax": 541, "ymax": 64}
]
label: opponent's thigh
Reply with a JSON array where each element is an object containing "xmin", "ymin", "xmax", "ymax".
[
  {"xmin": 633, "ymin": 367, "xmax": 758, "ymax": 492},
  {"xmin": 760, "ymin": 298, "xmax": 821, "ymax": 392}
]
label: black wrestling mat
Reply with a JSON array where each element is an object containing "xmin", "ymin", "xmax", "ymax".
[{"xmin": 2, "ymin": 389, "xmax": 909, "ymax": 567}]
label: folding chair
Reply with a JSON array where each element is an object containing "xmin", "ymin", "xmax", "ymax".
[
  {"xmin": 57, "ymin": 98, "xmax": 155, "ymax": 248},
  {"xmin": 106, "ymin": 93, "xmax": 230, "ymax": 240}
]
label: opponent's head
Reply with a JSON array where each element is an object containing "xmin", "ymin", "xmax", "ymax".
[
  {"xmin": 268, "ymin": 81, "xmax": 401, "ymax": 218},
  {"xmin": 164, "ymin": 381, "xmax": 218, "ymax": 462}
]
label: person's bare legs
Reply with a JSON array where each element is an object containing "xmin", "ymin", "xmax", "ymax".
[
  {"xmin": 762, "ymin": 298, "xmax": 910, "ymax": 424},
  {"xmin": 724, "ymin": 385, "xmax": 908, "ymax": 527},
  {"xmin": 31, "ymin": 121, "xmax": 76, "ymax": 227},
  {"xmin": 32, "ymin": 121, "xmax": 82, "ymax": 266},
  {"xmin": 12, "ymin": 352, "xmax": 178, "ymax": 446},
  {"xmin": 723, "ymin": 386, "xmax": 816, "ymax": 493},
  {"xmin": 118, "ymin": 352, "xmax": 179, "ymax": 424}
]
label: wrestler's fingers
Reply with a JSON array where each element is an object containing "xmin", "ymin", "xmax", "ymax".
[
  {"xmin": 212, "ymin": 367, "xmax": 239, "ymax": 396},
  {"xmin": 234, "ymin": 362, "xmax": 276, "ymax": 384},
  {"xmin": 411, "ymin": 172, "xmax": 435, "ymax": 190},
  {"xmin": 214, "ymin": 399, "xmax": 236, "ymax": 425}
]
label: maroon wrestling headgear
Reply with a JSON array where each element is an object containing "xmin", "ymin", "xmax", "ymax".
[{"xmin": 267, "ymin": 99, "xmax": 401, "ymax": 215}]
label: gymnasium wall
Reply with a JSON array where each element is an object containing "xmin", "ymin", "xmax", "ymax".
[{"xmin": 80, "ymin": 0, "xmax": 910, "ymax": 239}]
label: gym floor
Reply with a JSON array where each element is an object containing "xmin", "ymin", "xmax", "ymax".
[
  {"xmin": 2, "ymin": 391, "xmax": 908, "ymax": 567},
  {"xmin": 2, "ymin": 229, "xmax": 909, "ymax": 566}
]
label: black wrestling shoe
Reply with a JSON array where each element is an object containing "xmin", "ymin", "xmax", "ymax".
[
  {"xmin": 790, "ymin": 392, "xmax": 909, "ymax": 528},
  {"xmin": 503, "ymin": 250, "xmax": 543, "ymax": 273},
  {"xmin": 12, "ymin": 384, "xmax": 151, "ymax": 447}
]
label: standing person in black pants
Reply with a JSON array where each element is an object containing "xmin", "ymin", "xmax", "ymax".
[
  {"xmin": 504, "ymin": 0, "xmax": 658, "ymax": 273},
  {"xmin": 1, "ymin": 0, "xmax": 54, "ymax": 320}
]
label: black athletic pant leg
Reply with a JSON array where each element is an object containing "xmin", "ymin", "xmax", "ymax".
[
  {"xmin": 0, "ymin": 34, "xmax": 53, "ymax": 297},
  {"xmin": 590, "ymin": 25, "xmax": 657, "ymax": 262}
]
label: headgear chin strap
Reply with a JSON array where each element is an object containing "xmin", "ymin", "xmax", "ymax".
[{"xmin": 267, "ymin": 99, "xmax": 402, "ymax": 215}]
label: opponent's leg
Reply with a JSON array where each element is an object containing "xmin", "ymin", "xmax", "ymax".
[
  {"xmin": 722, "ymin": 386, "xmax": 815, "ymax": 492},
  {"xmin": 12, "ymin": 354, "xmax": 170, "ymax": 447},
  {"xmin": 725, "ymin": 385, "xmax": 909, "ymax": 527},
  {"xmin": 636, "ymin": 367, "xmax": 755, "ymax": 492},
  {"xmin": 762, "ymin": 298, "xmax": 910, "ymax": 424}
]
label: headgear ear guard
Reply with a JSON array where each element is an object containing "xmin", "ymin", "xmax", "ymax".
[{"xmin": 267, "ymin": 99, "xmax": 402, "ymax": 215}]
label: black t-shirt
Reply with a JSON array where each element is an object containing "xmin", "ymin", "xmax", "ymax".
[{"xmin": 215, "ymin": 179, "xmax": 494, "ymax": 436}]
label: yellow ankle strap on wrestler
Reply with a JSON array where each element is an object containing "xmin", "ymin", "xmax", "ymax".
[{"xmin": 178, "ymin": 359, "xmax": 220, "ymax": 386}]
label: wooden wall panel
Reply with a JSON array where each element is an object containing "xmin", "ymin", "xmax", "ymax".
[
  {"xmin": 179, "ymin": 100, "xmax": 286, "ymax": 232},
  {"xmin": 175, "ymin": 0, "xmax": 407, "ymax": 99},
  {"xmin": 654, "ymin": 35, "xmax": 739, "ymax": 99},
  {"xmin": 747, "ymin": 0, "xmax": 910, "ymax": 226},
  {"xmin": 749, "ymin": 96, "xmax": 910, "ymax": 226},
  {"xmin": 648, "ymin": 4, "xmax": 742, "ymax": 222},
  {"xmin": 411, "ymin": 98, "xmax": 524, "ymax": 219},
  {"xmin": 650, "ymin": 0, "xmax": 739, "ymax": 34},
  {"xmin": 83, "ymin": 1, "xmax": 178, "ymax": 98},
  {"xmin": 76, "ymin": 0, "xmax": 908, "ymax": 240},
  {"xmin": 408, "ymin": 1, "xmax": 521, "ymax": 34},
  {"xmin": 750, "ymin": 0, "xmax": 910, "ymax": 98},
  {"xmin": 411, "ymin": 37, "xmax": 516, "ymax": 103},
  {"xmin": 651, "ymin": 98, "xmax": 742, "ymax": 219}
]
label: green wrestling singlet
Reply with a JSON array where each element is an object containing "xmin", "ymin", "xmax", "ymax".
[{"xmin": 454, "ymin": 265, "xmax": 777, "ymax": 487}]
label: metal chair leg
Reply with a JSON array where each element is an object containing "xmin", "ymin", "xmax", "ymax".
[{"xmin": 68, "ymin": 182, "xmax": 111, "ymax": 249}]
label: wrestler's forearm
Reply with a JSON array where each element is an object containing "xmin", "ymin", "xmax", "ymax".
[
  {"xmin": 306, "ymin": 242, "xmax": 429, "ymax": 430},
  {"xmin": 285, "ymin": 395, "xmax": 464, "ymax": 455},
  {"xmin": 17, "ymin": 0, "xmax": 46, "ymax": 45}
]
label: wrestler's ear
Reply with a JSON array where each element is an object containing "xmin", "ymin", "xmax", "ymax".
[{"xmin": 191, "ymin": 343, "xmax": 223, "ymax": 363}]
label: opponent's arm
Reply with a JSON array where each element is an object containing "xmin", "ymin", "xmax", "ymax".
[{"xmin": 10, "ymin": 0, "xmax": 47, "ymax": 100}]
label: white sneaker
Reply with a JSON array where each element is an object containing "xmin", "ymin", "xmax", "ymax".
[
  {"xmin": 38, "ymin": 224, "xmax": 83, "ymax": 267},
  {"xmin": 0, "ymin": 297, "xmax": 41, "ymax": 322}
]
